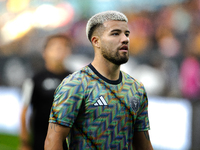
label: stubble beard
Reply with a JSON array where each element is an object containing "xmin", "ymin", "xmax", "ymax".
[{"xmin": 101, "ymin": 46, "xmax": 129, "ymax": 66}]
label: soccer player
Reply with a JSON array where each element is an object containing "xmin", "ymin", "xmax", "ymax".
[
  {"xmin": 20, "ymin": 34, "xmax": 72, "ymax": 150},
  {"xmin": 45, "ymin": 11, "xmax": 153, "ymax": 150}
]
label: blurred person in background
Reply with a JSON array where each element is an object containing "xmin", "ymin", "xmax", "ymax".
[
  {"xmin": 45, "ymin": 10, "xmax": 153, "ymax": 150},
  {"xmin": 179, "ymin": 51, "xmax": 200, "ymax": 101},
  {"xmin": 179, "ymin": 30, "xmax": 200, "ymax": 101},
  {"xmin": 20, "ymin": 34, "xmax": 72, "ymax": 150}
]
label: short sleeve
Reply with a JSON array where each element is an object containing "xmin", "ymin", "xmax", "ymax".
[
  {"xmin": 134, "ymin": 84, "xmax": 150, "ymax": 131},
  {"xmin": 49, "ymin": 77, "xmax": 84, "ymax": 128}
]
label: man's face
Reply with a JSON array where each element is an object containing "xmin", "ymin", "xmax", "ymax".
[
  {"xmin": 44, "ymin": 37, "xmax": 71, "ymax": 64},
  {"xmin": 100, "ymin": 20, "xmax": 130, "ymax": 65}
]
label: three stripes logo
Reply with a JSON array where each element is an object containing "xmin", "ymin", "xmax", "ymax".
[{"xmin": 94, "ymin": 96, "xmax": 108, "ymax": 106}]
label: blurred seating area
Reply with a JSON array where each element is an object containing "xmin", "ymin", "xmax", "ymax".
[{"xmin": 1, "ymin": 0, "xmax": 200, "ymax": 100}]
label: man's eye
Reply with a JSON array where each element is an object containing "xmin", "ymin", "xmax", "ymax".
[
  {"xmin": 125, "ymin": 33, "xmax": 130, "ymax": 37},
  {"xmin": 112, "ymin": 33, "xmax": 119, "ymax": 36}
]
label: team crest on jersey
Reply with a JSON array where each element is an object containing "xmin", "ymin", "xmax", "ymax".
[{"xmin": 129, "ymin": 97, "xmax": 139, "ymax": 113}]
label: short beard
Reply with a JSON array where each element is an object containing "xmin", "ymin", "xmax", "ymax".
[{"xmin": 101, "ymin": 48, "xmax": 129, "ymax": 65}]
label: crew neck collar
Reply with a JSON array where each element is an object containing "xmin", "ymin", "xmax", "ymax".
[{"xmin": 88, "ymin": 63, "xmax": 122, "ymax": 85}]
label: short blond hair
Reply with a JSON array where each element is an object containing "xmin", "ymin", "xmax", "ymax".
[{"xmin": 86, "ymin": 10, "xmax": 128, "ymax": 42}]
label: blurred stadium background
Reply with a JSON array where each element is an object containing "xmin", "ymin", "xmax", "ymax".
[{"xmin": 0, "ymin": 0, "xmax": 200, "ymax": 149}]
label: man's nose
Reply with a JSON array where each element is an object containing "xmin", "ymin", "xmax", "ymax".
[{"xmin": 122, "ymin": 34, "xmax": 129, "ymax": 44}]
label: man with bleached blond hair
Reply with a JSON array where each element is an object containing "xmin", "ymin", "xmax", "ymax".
[{"xmin": 45, "ymin": 10, "xmax": 153, "ymax": 150}]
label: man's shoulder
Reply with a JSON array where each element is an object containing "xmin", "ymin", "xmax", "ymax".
[
  {"xmin": 66, "ymin": 65, "xmax": 90, "ymax": 77},
  {"xmin": 55, "ymin": 65, "xmax": 93, "ymax": 96},
  {"xmin": 121, "ymin": 71, "xmax": 143, "ymax": 86},
  {"xmin": 61, "ymin": 65, "xmax": 92, "ymax": 85}
]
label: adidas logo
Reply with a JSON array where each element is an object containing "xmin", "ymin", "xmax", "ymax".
[{"xmin": 94, "ymin": 96, "xmax": 108, "ymax": 106}]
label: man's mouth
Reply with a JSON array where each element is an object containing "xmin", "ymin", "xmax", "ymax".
[{"xmin": 119, "ymin": 45, "xmax": 128, "ymax": 51}]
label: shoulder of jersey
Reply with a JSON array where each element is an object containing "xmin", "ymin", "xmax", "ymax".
[{"xmin": 121, "ymin": 71, "xmax": 141, "ymax": 84}]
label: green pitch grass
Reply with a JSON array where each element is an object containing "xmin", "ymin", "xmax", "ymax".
[{"xmin": 0, "ymin": 133, "xmax": 20, "ymax": 150}]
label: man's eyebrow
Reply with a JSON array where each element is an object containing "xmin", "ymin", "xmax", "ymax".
[
  {"xmin": 110, "ymin": 29, "xmax": 121, "ymax": 32},
  {"xmin": 110, "ymin": 29, "xmax": 130, "ymax": 33}
]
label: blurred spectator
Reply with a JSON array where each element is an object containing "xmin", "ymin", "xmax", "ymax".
[
  {"xmin": 20, "ymin": 34, "xmax": 72, "ymax": 150},
  {"xmin": 179, "ymin": 33, "xmax": 200, "ymax": 101},
  {"xmin": 179, "ymin": 54, "xmax": 200, "ymax": 100}
]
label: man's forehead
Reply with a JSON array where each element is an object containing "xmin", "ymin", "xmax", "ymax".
[{"xmin": 103, "ymin": 20, "xmax": 129, "ymax": 30}]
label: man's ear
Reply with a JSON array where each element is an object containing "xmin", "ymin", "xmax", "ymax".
[{"xmin": 91, "ymin": 36, "xmax": 100, "ymax": 48}]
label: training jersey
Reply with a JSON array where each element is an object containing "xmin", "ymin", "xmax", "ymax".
[{"xmin": 49, "ymin": 64, "xmax": 150, "ymax": 150}]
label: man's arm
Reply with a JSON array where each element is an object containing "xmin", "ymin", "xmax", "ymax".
[
  {"xmin": 20, "ymin": 79, "xmax": 34, "ymax": 150},
  {"xmin": 20, "ymin": 106, "xmax": 32, "ymax": 150},
  {"xmin": 132, "ymin": 131, "xmax": 153, "ymax": 150},
  {"xmin": 45, "ymin": 123, "xmax": 70, "ymax": 150}
]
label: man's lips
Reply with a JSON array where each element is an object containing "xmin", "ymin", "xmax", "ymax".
[{"xmin": 119, "ymin": 45, "xmax": 128, "ymax": 51}]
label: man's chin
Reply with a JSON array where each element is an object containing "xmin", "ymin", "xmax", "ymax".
[{"xmin": 115, "ymin": 58, "xmax": 129, "ymax": 65}]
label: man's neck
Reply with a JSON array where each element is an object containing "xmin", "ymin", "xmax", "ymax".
[
  {"xmin": 91, "ymin": 60, "xmax": 121, "ymax": 81},
  {"xmin": 45, "ymin": 64, "xmax": 66, "ymax": 75}
]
